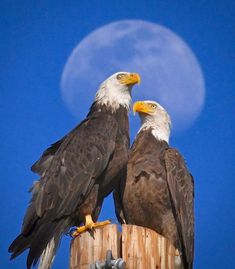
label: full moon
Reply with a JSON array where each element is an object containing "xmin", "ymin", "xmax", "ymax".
[{"xmin": 61, "ymin": 20, "xmax": 205, "ymax": 133}]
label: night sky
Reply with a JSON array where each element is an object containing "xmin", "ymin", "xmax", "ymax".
[{"xmin": 1, "ymin": 1, "xmax": 235, "ymax": 269}]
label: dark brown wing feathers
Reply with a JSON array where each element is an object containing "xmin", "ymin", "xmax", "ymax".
[
  {"xmin": 30, "ymin": 118, "xmax": 89, "ymax": 176},
  {"xmin": 32, "ymin": 114, "xmax": 118, "ymax": 220},
  {"xmin": 165, "ymin": 148, "xmax": 194, "ymax": 269},
  {"xmin": 31, "ymin": 138, "xmax": 65, "ymax": 175},
  {"xmin": 9, "ymin": 104, "xmax": 127, "ymax": 269}
]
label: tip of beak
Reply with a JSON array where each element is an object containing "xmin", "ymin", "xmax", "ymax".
[
  {"xmin": 132, "ymin": 101, "xmax": 139, "ymax": 114},
  {"xmin": 136, "ymin": 74, "xmax": 141, "ymax": 84},
  {"xmin": 131, "ymin": 73, "xmax": 141, "ymax": 85}
]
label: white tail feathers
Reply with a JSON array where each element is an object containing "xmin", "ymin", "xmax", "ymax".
[
  {"xmin": 38, "ymin": 238, "xmax": 56, "ymax": 269},
  {"xmin": 175, "ymin": 254, "xmax": 184, "ymax": 269}
]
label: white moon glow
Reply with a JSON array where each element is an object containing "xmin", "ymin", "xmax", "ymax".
[{"xmin": 61, "ymin": 20, "xmax": 205, "ymax": 132}]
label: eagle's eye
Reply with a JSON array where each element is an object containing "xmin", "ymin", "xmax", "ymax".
[
  {"xmin": 150, "ymin": 104, "xmax": 157, "ymax": 109},
  {"xmin": 116, "ymin": 73, "xmax": 125, "ymax": 80}
]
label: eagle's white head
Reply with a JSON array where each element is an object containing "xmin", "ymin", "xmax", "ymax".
[
  {"xmin": 96, "ymin": 72, "xmax": 141, "ymax": 111},
  {"xmin": 133, "ymin": 100, "xmax": 172, "ymax": 143}
]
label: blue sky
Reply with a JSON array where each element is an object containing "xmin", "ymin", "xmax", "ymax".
[{"xmin": 1, "ymin": 1, "xmax": 235, "ymax": 268}]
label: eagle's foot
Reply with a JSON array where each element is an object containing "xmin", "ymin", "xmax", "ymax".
[{"xmin": 72, "ymin": 214, "xmax": 111, "ymax": 237}]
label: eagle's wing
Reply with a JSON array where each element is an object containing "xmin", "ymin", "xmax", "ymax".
[
  {"xmin": 113, "ymin": 170, "xmax": 127, "ymax": 224},
  {"xmin": 31, "ymin": 119, "xmax": 88, "ymax": 176},
  {"xmin": 31, "ymin": 138, "xmax": 66, "ymax": 176},
  {"xmin": 164, "ymin": 148, "xmax": 194, "ymax": 269},
  {"xmin": 23, "ymin": 114, "xmax": 118, "ymax": 232}
]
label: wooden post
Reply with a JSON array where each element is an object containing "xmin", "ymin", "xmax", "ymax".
[
  {"xmin": 122, "ymin": 225, "xmax": 175, "ymax": 269},
  {"xmin": 70, "ymin": 224, "xmax": 120, "ymax": 269},
  {"xmin": 70, "ymin": 224, "xmax": 175, "ymax": 269}
]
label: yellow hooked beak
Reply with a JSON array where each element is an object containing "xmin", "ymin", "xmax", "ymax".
[
  {"xmin": 133, "ymin": 101, "xmax": 156, "ymax": 114},
  {"xmin": 119, "ymin": 73, "xmax": 141, "ymax": 85}
]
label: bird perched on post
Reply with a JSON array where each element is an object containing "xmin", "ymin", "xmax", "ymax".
[
  {"xmin": 114, "ymin": 100, "xmax": 194, "ymax": 269},
  {"xmin": 8, "ymin": 72, "xmax": 140, "ymax": 269}
]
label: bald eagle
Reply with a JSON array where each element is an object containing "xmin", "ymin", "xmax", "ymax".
[
  {"xmin": 8, "ymin": 72, "xmax": 140, "ymax": 269},
  {"xmin": 114, "ymin": 100, "xmax": 194, "ymax": 269}
]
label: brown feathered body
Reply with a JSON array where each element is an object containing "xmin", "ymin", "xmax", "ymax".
[
  {"xmin": 114, "ymin": 129, "xmax": 194, "ymax": 269},
  {"xmin": 9, "ymin": 102, "xmax": 129, "ymax": 269}
]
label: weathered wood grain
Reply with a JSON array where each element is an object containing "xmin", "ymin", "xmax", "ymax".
[
  {"xmin": 70, "ymin": 224, "xmax": 175, "ymax": 269},
  {"xmin": 122, "ymin": 225, "xmax": 175, "ymax": 269},
  {"xmin": 70, "ymin": 224, "xmax": 120, "ymax": 269}
]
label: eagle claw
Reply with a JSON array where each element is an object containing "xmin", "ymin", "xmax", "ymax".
[{"xmin": 72, "ymin": 215, "xmax": 111, "ymax": 238}]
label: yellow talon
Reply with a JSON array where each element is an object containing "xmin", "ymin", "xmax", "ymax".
[{"xmin": 72, "ymin": 214, "xmax": 111, "ymax": 237}]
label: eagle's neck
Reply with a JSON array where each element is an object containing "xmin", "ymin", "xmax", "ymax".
[
  {"xmin": 88, "ymin": 101, "xmax": 128, "ymax": 123},
  {"xmin": 138, "ymin": 116, "xmax": 170, "ymax": 143},
  {"xmin": 150, "ymin": 127, "xmax": 170, "ymax": 143},
  {"xmin": 87, "ymin": 101, "xmax": 130, "ymax": 149},
  {"xmin": 95, "ymin": 82, "xmax": 132, "ymax": 112}
]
